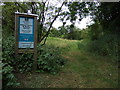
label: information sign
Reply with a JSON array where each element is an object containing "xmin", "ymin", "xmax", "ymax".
[
  {"xmin": 18, "ymin": 17, "xmax": 34, "ymax": 48},
  {"xmin": 15, "ymin": 12, "xmax": 38, "ymax": 70}
]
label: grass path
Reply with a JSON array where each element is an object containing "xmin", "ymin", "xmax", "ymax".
[{"xmin": 16, "ymin": 37, "xmax": 118, "ymax": 88}]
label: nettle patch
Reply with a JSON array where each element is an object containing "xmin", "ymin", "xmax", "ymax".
[
  {"xmin": 2, "ymin": 36, "xmax": 66, "ymax": 88},
  {"xmin": 37, "ymin": 44, "xmax": 66, "ymax": 74}
]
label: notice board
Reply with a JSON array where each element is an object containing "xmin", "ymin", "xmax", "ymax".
[
  {"xmin": 18, "ymin": 16, "xmax": 34, "ymax": 49},
  {"xmin": 15, "ymin": 12, "xmax": 38, "ymax": 53},
  {"xmin": 15, "ymin": 12, "xmax": 38, "ymax": 70}
]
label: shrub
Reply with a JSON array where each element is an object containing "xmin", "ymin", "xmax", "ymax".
[
  {"xmin": 16, "ymin": 53, "xmax": 34, "ymax": 73},
  {"xmin": 37, "ymin": 44, "xmax": 66, "ymax": 74},
  {"xmin": 2, "ymin": 63, "xmax": 20, "ymax": 89},
  {"xmin": 2, "ymin": 36, "xmax": 66, "ymax": 88},
  {"xmin": 84, "ymin": 33, "xmax": 119, "ymax": 60},
  {"xmin": 85, "ymin": 40, "xmax": 108, "ymax": 56},
  {"xmin": 2, "ymin": 36, "xmax": 15, "ymax": 66},
  {"xmin": 2, "ymin": 36, "xmax": 33, "ymax": 73},
  {"xmin": 2, "ymin": 36, "xmax": 20, "ymax": 89},
  {"xmin": 77, "ymin": 42, "xmax": 85, "ymax": 50}
]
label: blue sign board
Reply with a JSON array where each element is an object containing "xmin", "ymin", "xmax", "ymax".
[{"xmin": 18, "ymin": 16, "xmax": 34, "ymax": 48}]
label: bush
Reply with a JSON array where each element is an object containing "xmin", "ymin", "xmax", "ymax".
[
  {"xmin": 2, "ymin": 36, "xmax": 33, "ymax": 73},
  {"xmin": 16, "ymin": 53, "xmax": 34, "ymax": 73},
  {"xmin": 77, "ymin": 41, "xmax": 85, "ymax": 50},
  {"xmin": 2, "ymin": 36, "xmax": 15, "ymax": 65},
  {"xmin": 2, "ymin": 36, "xmax": 20, "ymax": 89},
  {"xmin": 85, "ymin": 40, "xmax": 108, "ymax": 56},
  {"xmin": 2, "ymin": 63, "xmax": 20, "ymax": 89},
  {"xmin": 37, "ymin": 44, "xmax": 66, "ymax": 74},
  {"xmin": 65, "ymin": 30, "xmax": 82, "ymax": 40},
  {"xmin": 2, "ymin": 36, "xmax": 66, "ymax": 88},
  {"xmin": 84, "ymin": 33, "xmax": 119, "ymax": 59}
]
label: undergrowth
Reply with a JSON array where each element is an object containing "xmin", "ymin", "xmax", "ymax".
[
  {"xmin": 77, "ymin": 33, "xmax": 119, "ymax": 63},
  {"xmin": 2, "ymin": 36, "xmax": 66, "ymax": 89}
]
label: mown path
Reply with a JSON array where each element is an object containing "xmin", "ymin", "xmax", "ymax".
[
  {"xmin": 16, "ymin": 37, "xmax": 118, "ymax": 88},
  {"xmin": 16, "ymin": 51, "xmax": 85, "ymax": 88}
]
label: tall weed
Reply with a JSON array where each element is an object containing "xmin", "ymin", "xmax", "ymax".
[
  {"xmin": 37, "ymin": 44, "xmax": 66, "ymax": 74},
  {"xmin": 2, "ymin": 36, "xmax": 66, "ymax": 88},
  {"xmin": 78, "ymin": 33, "xmax": 119, "ymax": 63}
]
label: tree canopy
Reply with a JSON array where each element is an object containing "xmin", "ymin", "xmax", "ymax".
[{"xmin": 2, "ymin": 1, "xmax": 120, "ymax": 43}]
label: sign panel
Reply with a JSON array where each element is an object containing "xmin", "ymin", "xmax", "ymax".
[
  {"xmin": 18, "ymin": 16, "xmax": 34, "ymax": 48},
  {"xmin": 15, "ymin": 12, "xmax": 38, "ymax": 70}
]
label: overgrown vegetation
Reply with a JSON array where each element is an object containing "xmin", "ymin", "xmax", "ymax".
[
  {"xmin": 2, "ymin": 36, "xmax": 66, "ymax": 89},
  {"xmin": 2, "ymin": 36, "xmax": 20, "ymax": 89},
  {"xmin": 15, "ymin": 37, "xmax": 118, "ymax": 88},
  {"xmin": 2, "ymin": 1, "xmax": 119, "ymax": 89},
  {"xmin": 78, "ymin": 33, "xmax": 119, "ymax": 62},
  {"xmin": 49, "ymin": 26, "xmax": 83, "ymax": 40},
  {"xmin": 2, "ymin": 63, "xmax": 20, "ymax": 89},
  {"xmin": 37, "ymin": 45, "xmax": 66, "ymax": 74}
]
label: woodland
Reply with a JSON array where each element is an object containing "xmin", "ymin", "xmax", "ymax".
[{"xmin": 1, "ymin": 1, "xmax": 120, "ymax": 89}]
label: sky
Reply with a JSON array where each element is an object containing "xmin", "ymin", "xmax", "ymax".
[
  {"xmin": 0, "ymin": 1, "xmax": 94, "ymax": 30},
  {"xmin": 51, "ymin": 0, "xmax": 94, "ymax": 29},
  {"xmin": 53, "ymin": 16, "xmax": 94, "ymax": 29}
]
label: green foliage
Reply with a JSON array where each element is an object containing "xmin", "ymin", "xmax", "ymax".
[
  {"xmin": 2, "ymin": 36, "xmax": 20, "ymax": 89},
  {"xmin": 2, "ymin": 36, "xmax": 66, "ymax": 73},
  {"xmin": 2, "ymin": 63, "xmax": 20, "ymax": 89},
  {"xmin": 17, "ymin": 53, "xmax": 34, "ymax": 73},
  {"xmin": 77, "ymin": 42, "xmax": 85, "ymax": 50},
  {"xmin": 37, "ymin": 44, "xmax": 66, "ymax": 74},
  {"xmin": 2, "ymin": 2, "xmax": 19, "ymax": 36},
  {"xmin": 2, "ymin": 36, "xmax": 66, "ymax": 88},
  {"xmin": 67, "ymin": 30, "xmax": 82, "ymax": 40},
  {"xmin": 62, "ymin": 2, "xmax": 97, "ymax": 23},
  {"xmin": 66, "ymin": 2, "xmax": 90, "ymax": 22},
  {"xmin": 88, "ymin": 22, "xmax": 103, "ymax": 40},
  {"xmin": 50, "ymin": 26, "xmax": 83, "ymax": 40},
  {"xmin": 49, "ymin": 28, "xmax": 61, "ymax": 37},
  {"xmin": 2, "ymin": 36, "xmax": 33, "ymax": 73},
  {"xmin": 94, "ymin": 2, "xmax": 120, "ymax": 32},
  {"xmin": 58, "ymin": 26, "xmax": 68, "ymax": 38},
  {"xmin": 2, "ymin": 36, "xmax": 15, "ymax": 64},
  {"xmin": 64, "ymin": 26, "xmax": 83, "ymax": 40},
  {"xmin": 84, "ymin": 33, "xmax": 119, "ymax": 61},
  {"xmin": 86, "ymin": 40, "xmax": 108, "ymax": 56}
]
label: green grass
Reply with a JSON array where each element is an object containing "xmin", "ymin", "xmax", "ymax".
[
  {"xmin": 66, "ymin": 52, "xmax": 118, "ymax": 87},
  {"xmin": 15, "ymin": 37, "xmax": 118, "ymax": 88}
]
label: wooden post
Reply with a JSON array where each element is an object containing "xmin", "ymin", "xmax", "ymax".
[
  {"xmin": 33, "ymin": 17, "xmax": 37, "ymax": 71},
  {"xmin": 15, "ymin": 14, "xmax": 18, "ymax": 59}
]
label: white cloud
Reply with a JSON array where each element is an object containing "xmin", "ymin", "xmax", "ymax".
[
  {"xmin": 75, "ymin": 16, "xmax": 94, "ymax": 29},
  {"xmin": 52, "ymin": 18, "xmax": 63, "ymax": 28},
  {"xmin": 53, "ymin": 16, "xmax": 94, "ymax": 29},
  {"xmin": 51, "ymin": 1, "xmax": 94, "ymax": 29}
]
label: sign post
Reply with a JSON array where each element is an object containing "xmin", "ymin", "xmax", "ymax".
[{"xmin": 15, "ymin": 12, "xmax": 38, "ymax": 71}]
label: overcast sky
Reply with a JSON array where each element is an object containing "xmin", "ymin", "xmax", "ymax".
[
  {"xmin": 53, "ymin": 16, "xmax": 94, "ymax": 29},
  {"xmin": 51, "ymin": 1, "xmax": 94, "ymax": 29},
  {"xmin": 0, "ymin": 1, "xmax": 94, "ymax": 29}
]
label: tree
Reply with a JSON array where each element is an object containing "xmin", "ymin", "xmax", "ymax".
[
  {"xmin": 58, "ymin": 26, "xmax": 68, "ymax": 38},
  {"xmin": 3, "ymin": 1, "xmax": 104, "ymax": 44},
  {"xmin": 49, "ymin": 27, "xmax": 61, "ymax": 37},
  {"xmin": 2, "ymin": 2, "xmax": 20, "ymax": 36},
  {"xmin": 66, "ymin": 26, "xmax": 82, "ymax": 40},
  {"xmin": 88, "ymin": 21, "xmax": 103, "ymax": 40},
  {"xmin": 92, "ymin": 2, "xmax": 120, "ymax": 33},
  {"xmin": 2, "ymin": 1, "xmax": 66, "ymax": 45},
  {"xmin": 59, "ymin": 2, "xmax": 98, "ymax": 25}
]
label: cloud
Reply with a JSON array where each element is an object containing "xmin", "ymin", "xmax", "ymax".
[{"xmin": 53, "ymin": 16, "xmax": 94, "ymax": 29}]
